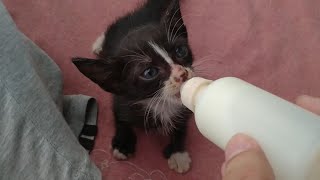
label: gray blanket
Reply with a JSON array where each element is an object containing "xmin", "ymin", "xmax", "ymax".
[{"xmin": 0, "ymin": 1, "xmax": 101, "ymax": 180}]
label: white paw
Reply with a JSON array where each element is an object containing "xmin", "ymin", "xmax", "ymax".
[
  {"xmin": 168, "ymin": 152, "xmax": 191, "ymax": 173},
  {"xmin": 112, "ymin": 148, "xmax": 127, "ymax": 160},
  {"xmin": 92, "ymin": 33, "xmax": 105, "ymax": 55}
]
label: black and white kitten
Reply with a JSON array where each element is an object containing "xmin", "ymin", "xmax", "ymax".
[{"xmin": 72, "ymin": 0, "xmax": 194, "ymax": 173}]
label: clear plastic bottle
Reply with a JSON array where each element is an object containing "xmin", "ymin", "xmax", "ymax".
[{"xmin": 180, "ymin": 77, "xmax": 320, "ymax": 180}]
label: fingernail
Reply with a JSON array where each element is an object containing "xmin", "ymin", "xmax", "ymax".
[{"xmin": 225, "ymin": 133, "xmax": 260, "ymax": 162}]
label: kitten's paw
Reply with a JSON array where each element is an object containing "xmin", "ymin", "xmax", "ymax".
[
  {"xmin": 112, "ymin": 148, "xmax": 128, "ymax": 160},
  {"xmin": 92, "ymin": 33, "xmax": 105, "ymax": 55},
  {"xmin": 168, "ymin": 152, "xmax": 191, "ymax": 173},
  {"xmin": 111, "ymin": 134, "xmax": 136, "ymax": 161}
]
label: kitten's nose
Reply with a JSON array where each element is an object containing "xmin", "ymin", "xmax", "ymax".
[
  {"xmin": 181, "ymin": 70, "xmax": 188, "ymax": 82},
  {"xmin": 172, "ymin": 65, "xmax": 188, "ymax": 83}
]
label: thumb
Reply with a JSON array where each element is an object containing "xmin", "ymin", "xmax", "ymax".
[{"xmin": 222, "ymin": 134, "xmax": 275, "ymax": 180}]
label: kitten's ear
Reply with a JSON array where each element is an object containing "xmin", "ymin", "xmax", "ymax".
[
  {"xmin": 72, "ymin": 57, "xmax": 123, "ymax": 94},
  {"xmin": 161, "ymin": 0, "xmax": 187, "ymax": 35}
]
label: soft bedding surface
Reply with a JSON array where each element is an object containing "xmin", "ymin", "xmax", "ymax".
[{"xmin": 3, "ymin": 0, "xmax": 320, "ymax": 179}]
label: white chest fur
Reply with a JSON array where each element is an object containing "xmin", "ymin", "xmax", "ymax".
[{"xmin": 139, "ymin": 96, "xmax": 184, "ymax": 134}]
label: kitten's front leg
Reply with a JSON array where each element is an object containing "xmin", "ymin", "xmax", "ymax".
[
  {"xmin": 112, "ymin": 122, "xmax": 137, "ymax": 160},
  {"xmin": 163, "ymin": 123, "xmax": 191, "ymax": 173}
]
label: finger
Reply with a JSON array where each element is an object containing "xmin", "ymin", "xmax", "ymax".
[
  {"xmin": 222, "ymin": 134, "xmax": 275, "ymax": 180},
  {"xmin": 296, "ymin": 95, "xmax": 320, "ymax": 115}
]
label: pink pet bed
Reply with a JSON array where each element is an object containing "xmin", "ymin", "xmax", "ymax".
[{"xmin": 4, "ymin": 0, "xmax": 320, "ymax": 179}]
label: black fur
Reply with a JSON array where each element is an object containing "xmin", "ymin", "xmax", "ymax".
[{"xmin": 72, "ymin": 0, "xmax": 193, "ymax": 162}]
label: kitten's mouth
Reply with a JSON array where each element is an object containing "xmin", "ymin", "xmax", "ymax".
[
  {"xmin": 165, "ymin": 67, "xmax": 194, "ymax": 99},
  {"xmin": 177, "ymin": 69, "xmax": 194, "ymax": 97}
]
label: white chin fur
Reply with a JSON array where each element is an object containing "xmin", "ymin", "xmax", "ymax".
[
  {"xmin": 92, "ymin": 33, "xmax": 105, "ymax": 55},
  {"xmin": 168, "ymin": 152, "xmax": 192, "ymax": 173},
  {"xmin": 143, "ymin": 66, "xmax": 194, "ymax": 134}
]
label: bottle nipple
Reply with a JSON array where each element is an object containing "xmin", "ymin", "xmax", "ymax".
[{"xmin": 180, "ymin": 77, "xmax": 212, "ymax": 112}]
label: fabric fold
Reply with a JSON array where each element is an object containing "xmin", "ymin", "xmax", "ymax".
[{"xmin": 0, "ymin": 1, "xmax": 101, "ymax": 179}]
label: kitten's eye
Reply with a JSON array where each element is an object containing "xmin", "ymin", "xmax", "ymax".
[
  {"xmin": 175, "ymin": 45, "xmax": 189, "ymax": 59},
  {"xmin": 141, "ymin": 67, "xmax": 159, "ymax": 80}
]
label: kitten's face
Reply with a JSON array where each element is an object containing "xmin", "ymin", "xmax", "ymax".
[
  {"xmin": 116, "ymin": 23, "xmax": 194, "ymax": 99},
  {"xmin": 73, "ymin": 1, "xmax": 193, "ymax": 101}
]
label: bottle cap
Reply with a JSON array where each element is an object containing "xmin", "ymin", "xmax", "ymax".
[{"xmin": 181, "ymin": 77, "xmax": 212, "ymax": 112}]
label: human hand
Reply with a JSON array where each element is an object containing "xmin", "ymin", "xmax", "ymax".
[
  {"xmin": 221, "ymin": 133, "xmax": 275, "ymax": 180},
  {"xmin": 221, "ymin": 95, "xmax": 320, "ymax": 180}
]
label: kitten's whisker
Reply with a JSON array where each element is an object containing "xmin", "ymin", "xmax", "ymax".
[
  {"xmin": 137, "ymin": 46, "xmax": 146, "ymax": 57},
  {"xmin": 192, "ymin": 66, "xmax": 214, "ymax": 73},
  {"xmin": 167, "ymin": 7, "xmax": 181, "ymax": 43},
  {"xmin": 194, "ymin": 69, "xmax": 213, "ymax": 74},
  {"xmin": 170, "ymin": 14, "xmax": 189, "ymax": 42},
  {"xmin": 164, "ymin": 17, "xmax": 170, "ymax": 43},
  {"xmin": 152, "ymin": 90, "xmax": 176, "ymax": 135},
  {"xmin": 144, "ymin": 95, "xmax": 159, "ymax": 131},
  {"xmin": 172, "ymin": 32, "xmax": 187, "ymax": 42},
  {"xmin": 192, "ymin": 63, "xmax": 218, "ymax": 75},
  {"xmin": 195, "ymin": 54, "xmax": 217, "ymax": 62},
  {"xmin": 135, "ymin": 42, "xmax": 150, "ymax": 58},
  {"xmin": 181, "ymin": 13, "xmax": 202, "ymax": 19},
  {"xmin": 192, "ymin": 59, "xmax": 217, "ymax": 77},
  {"xmin": 196, "ymin": 56, "xmax": 218, "ymax": 62},
  {"xmin": 195, "ymin": 52, "xmax": 223, "ymax": 62},
  {"xmin": 120, "ymin": 25, "xmax": 147, "ymax": 47},
  {"xmin": 122, "ymin": 59, "xmax": 146, "ymax": 74},
  {"xmin": 131, "ymin": 61, "xmax": 148, "ymax": 80},
  {"xmin": 193, "ymin": 63, "xmax": 216, "ymax": 71},
  {"xmin": 121, "ymin": 47, "xmax": 145, "ymax": 58},
  {"xmin": 169, "ymin": 18, "xmax": 181, "ymax": 42},
  {"xmin": 192, "ymin": 60, "xmax": 214, "ymax": 68},
  {"xmin": 161, "ymin": 93, "xmax": 175, "ymax": 134},
  {"xmin": 155, "ymin": 85, "xmax": 181, "ymax": 134},
  {"xmin": 192, "ymin": 55, "xmax": 222, "ymax": 68},
  {"xmin": 169, "ymin": 13, "xmax": 201, "ymax": 42},
  {"xmin": 161, "ymin": 93, "xmax": 168, "ymax": 118},
  {"xmin": 193, "ymin": 69, "xmax": 214, "ymax": 77},
  {"xmin": 150, "ymin": 94, "xmax": 162, "ymax": 126},
  {"xmin": 120, "ymin": 54, "xmax": 146, "ymax": 59},
  {"xmin": 194, "ymin": 59, "xmax": 217, "ymax": 66},
  {"xmin": 145, "ymin": 94, "xmax": 160, "ymax": 114},
  {"xmin": 149, "ymin": 89, "xmax": 162, "ymax": 97},
  {"xmin": 171, "ymin": 23, "xmax": 185, "ymax": 42},
  {"xmin": 153, "ymin": 94, "xmax": 164, "ymax": 121},
  {"xmin": 144, "ymin": 88, "xmax": 164, "ymax": 130}
]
